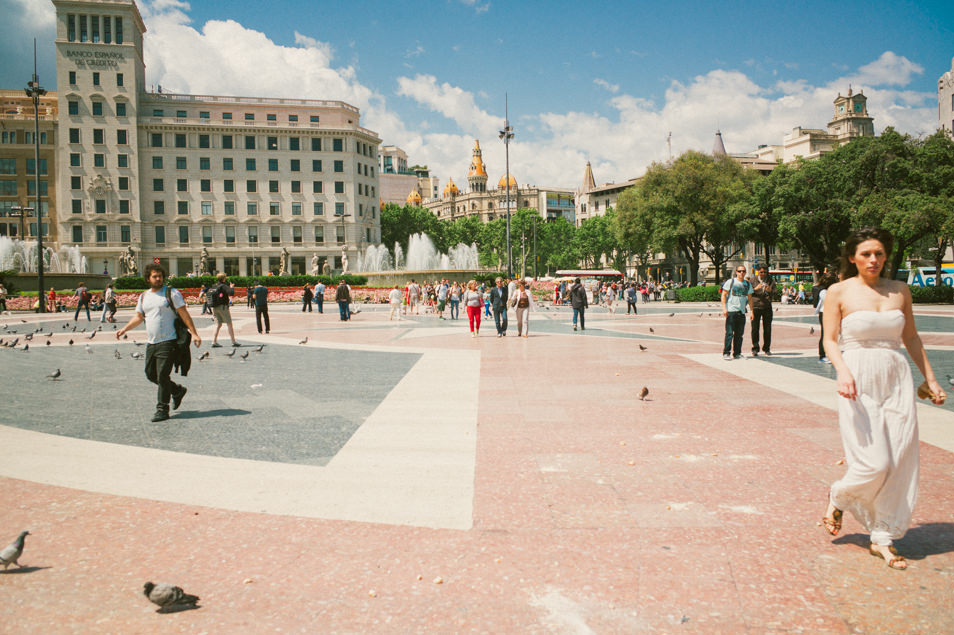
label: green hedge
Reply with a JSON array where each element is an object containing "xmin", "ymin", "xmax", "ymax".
[
  {"xmin": 674, "ymin": 286, "xmax": 723, "ymax": 303},
  {"xmin": 113, "ymin": 274, "xmax": 368, "ymax": 290},
  {"xmin": 675, "ymin": 283, "xmax": 951, "ymax": 304},
  {"xmin": 909, "ymin": 284, "xmax": 954, "ymax": 303}
]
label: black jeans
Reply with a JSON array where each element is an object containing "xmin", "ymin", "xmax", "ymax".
[
  {"xmin": 627, "ymin": 300, "xmax": 637, "ymax": 314},
  {"xmin": 255, "ymin": 305, "xmax": 270, "ymax": 333},
  {"xmin": 818, "ymin": 313, "xmax": 825, "ymax": 359},
  {"xmin": 750, "ymin": 306, "xmax": 773, "ymax": 354},
  {"xmin": 723, "ymin": 312, "xmax": 746, "ymax": 356},
  {"xmin": 493, "ymin": 307, "xmax": 508, "ymax": 334},
  {"xmin": 302, "ymin": 299, "xmax": 312, "ymax": 312},
  {"xmin": 144, "ymin": 340, "xmax": 182, "ymax": 412}
]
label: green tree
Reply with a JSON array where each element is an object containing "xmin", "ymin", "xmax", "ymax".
[
  {"xmin": 538, "ymin": 217, "xmax": 579, "ymax": 274},
  {"xmin": 380, "ymin": 203, "xmax": 442, "ymax": 255}
]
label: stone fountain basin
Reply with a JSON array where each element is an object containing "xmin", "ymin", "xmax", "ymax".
[
  {"xmin": 3, "ymin": 272, "xmax": 113, "ymax": 293},
  {"xmin": 357, "ymin": 269, "xmax": 487, "ymax": 288}
]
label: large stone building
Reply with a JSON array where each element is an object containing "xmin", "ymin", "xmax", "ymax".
[
  {"xmin": 423, "ymin": 140, "xmax": 575, "ymax": 223},
  {"xmin": 0, "ymin": 90, "xmax": 58, "ymax": 242},
  {"xmin": 49, "ymin": 0, "xmax": 380, "ymax": 277},
  {"xmin": 378, "ymin": 145, "xmax": 439, "ymax": 206},
  {"xmin": 574, "ymin": 161, "xmax": 639, "ymax": 226},
  {"xmin": 940, "ymin": 56, "xmax": 954, "ymax": 134}
]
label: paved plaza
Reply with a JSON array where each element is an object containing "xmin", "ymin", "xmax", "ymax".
[{"xmin": 1, "ymin": 299, "xmax": 952, "ymax": 632}]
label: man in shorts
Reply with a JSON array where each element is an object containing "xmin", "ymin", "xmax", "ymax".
[{"xmin": 210, "ymin": 272, "xmax": 239, "ymax": 347}]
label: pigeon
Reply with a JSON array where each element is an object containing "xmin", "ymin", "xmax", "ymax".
[
  {"xmin": 131, "ymin": 351, "xmax": 143, "ymax": 360},
  {"xmin": 198, "ymin": 351, "xmax": 210, "ymax": 361},
  {"xmin": 638, "ymin": 386, "xmax": 649, "ymax": 401},
  {"xmin": 638, "ymin": 344, "xmax": 648, "ymax": 351},
  {"xmin": 649, "ymin": 328, "xmax": 655, "ymax": 334},
  {"xmin": 298, "ymin": 337, "xmax": 308, "ymax": 345},
  {"xmin": 240, "ymin": 351, "xmax": 249, "ymax": 360},
  {"xmin": 947, "ymin": 375, "xmax": 954, "ymax": 387},
  {"xmin": 9, "ymin": 337, "xmax": 18, "ymax": 348},
  {"xmin": 1, "ymin": 324, "xmax": 6, "ymax": 330},
  {"xmin": 71, "ymin": 326, "xmax": 76, "ymax": 332},
  {"xmin": 47, "ymin": 369, "xmax": 61, "ymax": 380},
  {"xmin": 22, "ymin": 344, "xmax": 28, "ymax": 352},
  {"xmin": 85, "ymin": 344, "xmax": 93, "ymax": 355},
  {"xmin": 87, "ymin": 331, "xmax": 96, "ymax": 340},
  {"xmin": 80, "ymin": 328, "xmax": 86, "ymax": 333},
  {"xmin": 45, "ymin": 332, "xmax": 53, "ymax": 338},
  {"xmin": 133, "ymin": 340, "xmax": 143, "ymax": 347},
  {"xmin": 0, "ymin": 531, "xmax": 30, "ymax": 570},
  {"xmin": 810, "ymin": 327, "xmax": 815, "ymax": 335},
  {"xmin": 114, "ymin": 349, "xmax": 122, "ymax": 359},
  {"xmin": 143, "ymin": 582, "xmax": 200, "ymax": 610},
  {"xmin": 123, "ymin": 334, "xmax": 128, "ymax": 340},
  {"xmin": 19, "ymin": 319, "xmax": 26, "ymax": 323},
  {"xmin": 68, "ymin": 339, "xmax": 74, "ymax": 346},
  {"xmin": 226, "ymin": 349, "xmax": 237, "ymax": 358},
  {"xmin": 45, "ymin": 340, "xmax": 50, "ymax": 346},
  {"xmin": 668, "ymin": 313, "xmax": 674, "ymax": 317},
  {"xmin": 250, "ymin": 383, "xmax": 263, "ymax": 389},
  {"xmin": 254, "ymin": 344, "xmax": 265, "ymax": 353},
  {"xmin": 24, "ymin": 333, "xmax": 33, "ymax": 341}
]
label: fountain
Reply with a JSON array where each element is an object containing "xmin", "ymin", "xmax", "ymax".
[
  {"xmin": 0, "ymin": 237, "xmax": 109, "ymax": 296},
  {"xmin": 355, "ymin": 232, "xmax": 484, "ymax": 286}
]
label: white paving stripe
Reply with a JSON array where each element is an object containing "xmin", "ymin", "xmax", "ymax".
[
  {"xmin": 683, "ymin": 350, "xmax": 954, "ymax": 453},
  {"xmin": 0, "ymin": 344, "xmax": 480, "ymax": 530}
]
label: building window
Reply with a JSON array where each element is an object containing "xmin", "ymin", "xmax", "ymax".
[
  {"xmin": 223, "ymin": 112, "xmax": 232, "ymax": 120},
  {"xmin": 292, "ymin": 202, "xmax": 302, "ymax": 216},
  {"xmin": 335, "ymin": 202, "xmax": 345, "ymax": 217},
  {"xmin": 310, "ymin": 115, "xmax": 319, "ymax": 123},
  {"xmin": 269, "ymin": 202, "xmax": 280, "ymax": 215},
  {"xmin": 247, "ymin": 202, "xmax": 257, "ymax": 215},
  {"xmin": 177, "ymin": 201, "xmax": 188, "ymax": 215},
  {"xmin": 116, "ymin": 101, "xmax": 127, "ymax": 117},
  {"xmin": 333, "ymin": 138, "xmax": 343, "ymax": 152},
  {"xmin": 245, "ymin": 135, "xmax": 255, "ymax": 150},
  {"xmin": 200, "ymin": 111, "xmax": 210, "ymax": 119},
  {"xmin": 93, "ymin": 129, "xmax": 104, "ymax": 144},
  {"xmin": 268, "ymin": 158, "xmax": 278, "ymax": 171},
  {"xmin": 246, "ymin": 180, "xmax": 257, "ymax": 193},
  {"xmin": 152, "ymin": 179, "xmax": 163, "ymax": 192},
  {"xmin": 117, "ymin": 129, "xmax": 128, "ymax": 144},
  {"xmin": 336, "ymin": 224, "xmax": 344, "ymax": 243},
  {"xmin": 223, "ymin": 157, "xmax": 233, "ymax": 171},
  {"xmin": 94, "ymin": 154, "xmax": 105, "ymax": 168},
  {"xmin": 245, "ymin": 113, "xmax": 254, "ymax": 121},
  {"xmin": 313, "ymin": 202, "xmax": 323, "ymax": 215},
  {"xmin": 269, "ymin": 180, "xmax": 279, "ymax": 193},
  {"xmin": 92, "ymin": 71, "xmax": 100, "ymax": 86},
  {"xmin": 154, "ymin": 201, "xmax": 164, "ymax": 215},
  {"xmin": 176, "ymin": 157, "xmax": 187, "ymax": 170},
  {"xmin": 153, "ymin": 109, "xmax": 164, "ymax": 117},
  {"xmin": 68, "ymin": 14, "xmax": 76, "ymax": 41},
  {"xmin": 200, "ymin": 179, "xmax": 211, "ymax": 192},
  {"xmin": 116, "ymin": 72, "xmax": 123, "ymax": 87},
  {"xmin": 72, "ymin": 200, "xmax": 82, "ymax": 214},
  {"xmin": 248, "ymin": 225, "xmax": 258, "ymax": 243},
  {"xmin": 176, "ymin": 179, "xmax": 187, "ymax": 192},
  {"xmin": 118, "ymin": 176, "xmax": 129, "ymax": 190},
  {"xmin": 267, "ymin": 136, "xmax": 278, "ymax": 150},
  {"xmin": 26, "ymin": 158, "xmax": 48, "ymax": 175},
  {"xmin": 311, "ymin": 138, "xmax": 322, "ymax": 151},
  {"xmin": 199, "ymin": 134, "xmax": 210, "ymax": 149},
  {"xmin": 291, "ymin": 181, "xmax": 301, "ymax": 193},
  {"xmin": 151, "ymin": 133, "xmax": 162, "ymax": 147},
  {"xmin": 0, "ymin": 159, "xmax": 14, "ymax": 174},
  {"xmin": 155, "ymin": 225, "xmax": 165, "ymax": 244},
  {"xmin": 334, "ymin": 160, "xmax": 344, "ymax": 173},
  {"xmin": 118, "ymin": 154, "xmax": 129, "ymax": 168},
  {"xmin": 92, "ymin": 101, "xmax": 103, "ymax": 116},
  {"xmin": 334, "ymin": 181, "xmax": 344, "ymax": 194},
  {"xmin": 314, "ymin": 225, "xmax": 324, "ymax": 242},
  {"xmin": 224, "ymin": 201, "xmax": 235, "ymax": 215},
  {"xmin": 175, "ymin": 134, "xmax": 186, "ymax": 148},
  {"xmin": 222, "ymin": 135, "xmax": 233, "ymax": 149},
  {"xmin": 201, "ymin": 201, "xmax": 213, "ymax": 215},
  {"xmin": 115, "ymin": 16, "xmax": 123, "ymax": 43},
  {"xmin": 152, "ymin": 156, "xmax": 163, "ymax": 169},
  {"xmin": 225, "ymin": 225, "xmax": 235, "ymax": 243},
  {"xmin": 289, "ymin": 137, "xmax": 300, "ymax": 151},
  {"xmin": 72, "ymin": 225, "xmax": 83, "ymax": 242},
  {"xmin": 246, "ymin": 158, "xmax": 256, "ymax": 171},
  {"xmin": 68, "ymin": 100, "xmax": 79, "ymax": 115},
  {"xmin": 289, "ymin": 115, "xmax": 299, "ymax": 122},
  {"xmin": 121, "ymin": 225, "xmax": 131, "ymax": 242},
  {"xmin": 176, "ymin": 110, "xmax": 187, "ymax": 119},
  {"xmin": 312, "ymin": 181, "xmax": 323, "ymax": 193},
  {"xmin": 293, "ymin": 226, "xmax": 302, "ymax": 243},
  {"xmin": 224, "ymin": 179, "xmax": 234, "ymax": 192},
  {"xmin": 271, "ymin": 226, "xmax": 281, "ymax": 243},
  {"xmin": 96, "ymin": 225, "xmax": 107, "ymax": 242},
  {"xmin": 312, "ymin": 159, "xmax": 322, "ymax": 172},
  {"xmin": 179, "ymin": 225, "xmax": 189, "ymax": 244},
  {"xmin": 198, "ymin": 157, "xmax": 210, "ymax": 171},
  {"xmin": 291, "ymin": 159, "xmax": 300, "ymax": 172},
  {"xmin": 69, "ymin": 71, "xmax": 76, "ymax": 84},
  {"xmin": 91, "ymin": 15, "xmax": 100, "ymax": 42}
]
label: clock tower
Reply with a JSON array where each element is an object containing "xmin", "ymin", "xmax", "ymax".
[{"xmin": 828, "ymin": 87, "xmax": 874, "ymax": 140}]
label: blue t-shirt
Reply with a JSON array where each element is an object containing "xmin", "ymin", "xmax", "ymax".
[
  {"xmin": 252, "ymin": 285, "xmax": 269, "ymax": 306},
  {"xmin": 722, "ymin": 278, "xmax": 753, "ymax": 313}
]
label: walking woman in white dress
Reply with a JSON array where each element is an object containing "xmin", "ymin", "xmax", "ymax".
[{"xmin": 821, "ymin": 228, "xmax": 946, "ymax": 570}]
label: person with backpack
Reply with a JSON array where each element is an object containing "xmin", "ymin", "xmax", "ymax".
[
  {"xmin": 721, "ymin": 266, "xmax": 754, "ymax": 360},
  {"xmin": 116, "ymin": 263, "xmax": 202, "ymax": 422},
  {"xmin": 301, "ymin": 284, "xmax": 314, "ymax": 312},
  {"xmin": 74, "ymin": 282, "xmax": 92, "ymax": 321},
  {"xmin": 210, "ymin": 272, "xmax": 239, "ymax": 348}
]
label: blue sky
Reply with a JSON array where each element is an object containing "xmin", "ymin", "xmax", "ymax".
[{"xmin": 2, "ymin": 0, "xmax": 952, "ymax": 189}]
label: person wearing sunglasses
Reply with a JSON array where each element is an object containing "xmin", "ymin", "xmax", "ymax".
[{"xmin": 720, "ymin": 266, "xmax": 754, "ymax": 360}]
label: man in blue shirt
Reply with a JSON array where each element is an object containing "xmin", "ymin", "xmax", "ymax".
[
  {"xmin": 721, "ymin": 266, "xmax": 753, "ymax": 360},
  {"xmin": 117, "ymin": 263, "xmax": 202, "ymax": 422},
  {"xmin": 314, "ymin": 281, "xmax": 326, "ymax": 313}
]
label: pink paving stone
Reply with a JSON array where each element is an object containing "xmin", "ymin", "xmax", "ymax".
[{"xmin": 1, "ymin": 301, "xmax": 953, "ymax": 632}]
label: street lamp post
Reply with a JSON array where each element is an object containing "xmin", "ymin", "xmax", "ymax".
[
  {"xmin": 498, "ymin": 95, "xmax": 514, "ymax": 279},
  {"xmin": 26, "ymin": 39, "xmax": 47, "ymax": 312}
]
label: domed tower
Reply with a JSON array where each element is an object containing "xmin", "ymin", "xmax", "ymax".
[
  {"xmin": 828, "ymin": 87, "xmax": 874, "ymax": 140},
  {"xmin": 443, "ymin": 177, "xmax": 459, "ymax": 199},
  {"xmin": 406, "ymin": 189, "xmax": 422, "ymax": 206},
  {"xmin": 497, "ymin": 174, "xmax": 518, "ymax": 191},
  {"xmin": 467, "ymin": 140, "xmax": 488, "ymax": 193}
]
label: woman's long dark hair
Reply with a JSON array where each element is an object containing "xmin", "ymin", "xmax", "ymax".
[{"xmin": 839, "ymin": 227, "xmax": 894, "ymax": 280}]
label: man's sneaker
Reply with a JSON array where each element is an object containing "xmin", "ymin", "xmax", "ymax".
[
  {"xmin": 733, "ymin": 355, "xmax": 743, "ymax": 360},
  {"xmin": 819, "ymin": 357, "xmax": 831, "ymax": 364},
  {"xmin": 232, "ymin": 342, "xmax": 241, "ymax": 347},
  {"xmin": 723, "ymin": 354, "xmax": 732, "ymax": 361},
  {"xmin": 763, "ymin": 351, "xmax": 772, "ymax": 357},
  {"xmin": 752, "ymin": 351, "xmax": 759, "ymax": 357},
  {"xmin": 212, "ymin": 342, "xmax": 222, "ymax": 348},
  {"xmin": 172, "ymin": 387, "xmax": 187, "ymax": 410},
  {"xmin": 151, "ymin": 409, "xmax": 170, "ymax": 422},
  {"xmin": 573, "ymin": 325, "xmax": 577, "ymax": 331}
]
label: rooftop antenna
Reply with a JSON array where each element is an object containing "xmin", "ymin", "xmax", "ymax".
[{"xmin": 666, "ymin": 131, "xmax": 672, "ymax": 161}]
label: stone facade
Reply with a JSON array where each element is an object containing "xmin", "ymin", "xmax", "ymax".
[{"xmin": 940, "ymin": 56, "xmax": 954, "ymax": 134}]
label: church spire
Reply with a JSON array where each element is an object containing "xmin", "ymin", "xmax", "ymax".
[
  {"xmin": 467, "ymin": 140, "xmax": 488, "ymax": 193},
  {"xmin": 713, "ymin": 131, "xmax": 727, "ymax": 156},
  {"xmin": 581, "ymin": 161, "xmax": 596, "ymax": 193}
]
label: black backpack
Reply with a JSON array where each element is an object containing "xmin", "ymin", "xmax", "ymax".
[{"xmin": 211, "ymin": 283, "xmax": 229, "ymax": 307}]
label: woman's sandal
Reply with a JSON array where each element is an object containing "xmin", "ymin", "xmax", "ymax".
[
  {"xmin": 869, "ymin": 544, "xmax": 907, "ymax": 570},
  {"xmin": 822, "ymin": 505, "xmax": 843, "ymax": 536}
]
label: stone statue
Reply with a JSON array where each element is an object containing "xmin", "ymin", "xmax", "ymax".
[
  {"xmin": 279, "ymin": 247, "xmax": 289, "ymax": 276},
  {"xmin": 120, "ymin": 245, "xmax": 138, "ymax": 277},
  {"xmin": 310, "ymin": 253, "xmax": 319, "ymax": 276},
  {"xmin": 199, "ymin": 247, "xmax": 211, "ymax": 275},
  {"xmin": 322, "ymin": 261, "xmax": 331, "ymax": 275},
  {"xmin": 341, "ymin": 247, "xmax": 349, "ymax": 273}
]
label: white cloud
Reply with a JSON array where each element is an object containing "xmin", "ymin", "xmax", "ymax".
[
  {"xmin": 458, "ymin": 0, "xmax": 491, "ymax": 14},
  {"xmin": 593, "ymin": 78, "xmax": 619, "ymax": 94},
  {"xmin": 8, "ymin": 0, "xmax": 55, "ymax": 28},
  {"xmin": 395, "ymin": 74, "xmax": 502, "ymax": 133}
]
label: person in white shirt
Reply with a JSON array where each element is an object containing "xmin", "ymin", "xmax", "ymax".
[
  {"xmin": 509, "ymin": 279, "xmax": 537, "ymax": 337},
  {"xmin": 117, "ymin": 263, "xmax": 201, "ymax": 422},
  {"xmin": 388, "ymin": 285, "xmax": 403, "ymax": 320}
]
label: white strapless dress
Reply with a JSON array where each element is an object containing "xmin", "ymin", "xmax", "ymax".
[{"xmin": 830, "ymin": 309, "xmax": 919, "ymax": 545}]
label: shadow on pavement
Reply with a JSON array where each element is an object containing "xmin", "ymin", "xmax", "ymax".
[{"xmin": 173, "ymin": 409, "xmax": 252, "ymax": 420}]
